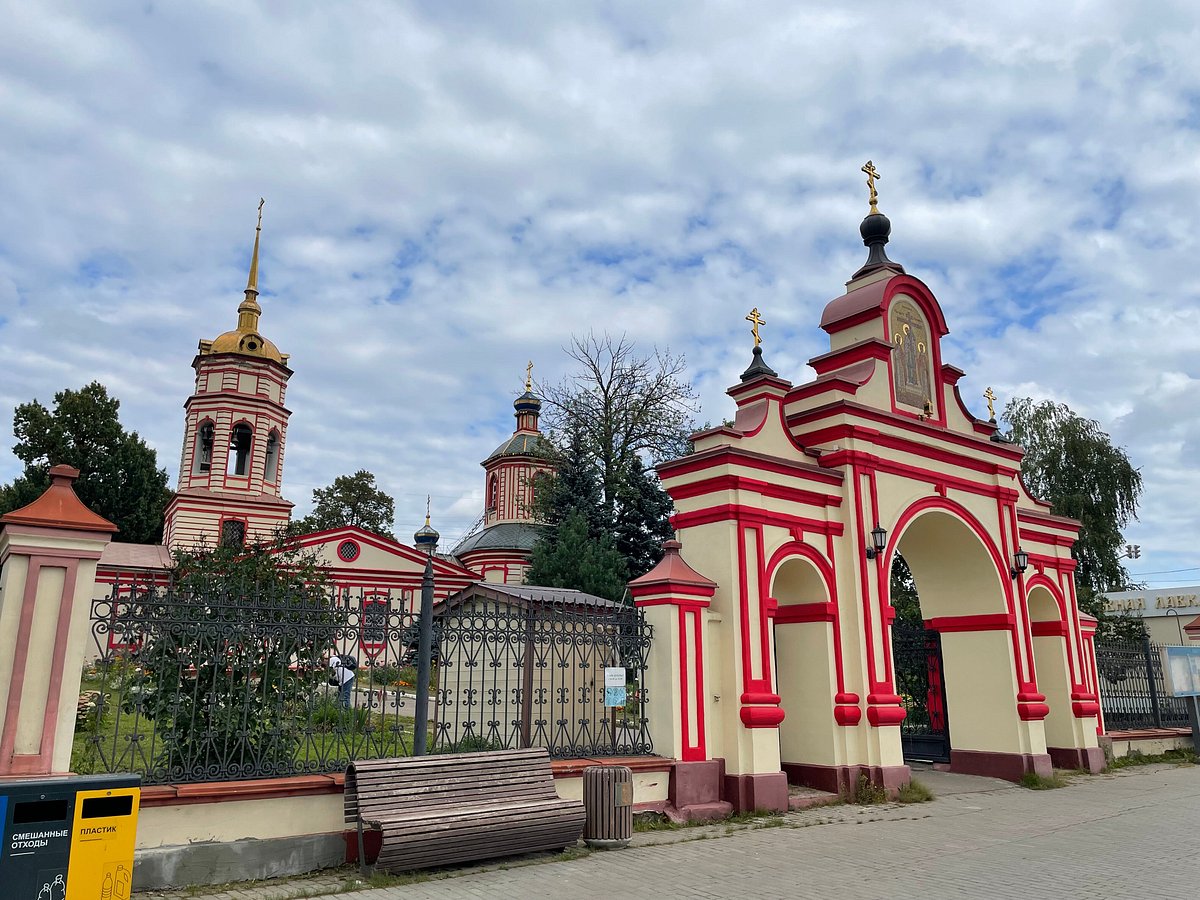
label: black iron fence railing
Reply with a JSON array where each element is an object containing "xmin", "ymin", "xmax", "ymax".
[
  {"xmin": 78, "ymin": 582, "xmax": 652, "ymax": 785},
  {"xmin": 1095, "ymin": 636, "xmax": 1191, "ymax": 731},
  {"xmin": 433, "ymin": 597, "xmax": 653, "ymax": 757}
]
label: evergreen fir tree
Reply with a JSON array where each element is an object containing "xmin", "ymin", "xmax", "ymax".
[
  {"xmin": 613, "ymin": 454, "xmax": 674, "ymax": 579},
  {"xmin": 525, "ymin": 508, "xmax": 628, "ymax": 601}
]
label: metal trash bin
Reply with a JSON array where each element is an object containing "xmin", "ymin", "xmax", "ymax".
[
  {"xmin": 0, "ymin": 773, "xmax": 140, "ymax": 898},
  {"xmin": 582, "ymin": 765, "xmax": 633, "ymax": 849}
]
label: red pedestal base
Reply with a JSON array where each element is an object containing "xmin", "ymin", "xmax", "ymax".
[
  {"xmin": 782, "ymin": 762, "xmax": 911, "ymax": 797},
  {"xmin": 950, "ymin": 749, "xmax": 1053, "ymax": 781},
  {"xmin": 722, "ymin": 771, "xmax": 789, "ymax": 813},
  {"xmin": 668, "ymin": 759, "xmax": 733, "ymax": 822},
  {"xmin": 1047, "ymin": 745, "xmax": 1105, "ymax": 773}
]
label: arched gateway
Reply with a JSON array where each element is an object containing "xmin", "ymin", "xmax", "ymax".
[{"xmin": 631, "ymin": 183, "xmax": 1104, "ymax": 812}]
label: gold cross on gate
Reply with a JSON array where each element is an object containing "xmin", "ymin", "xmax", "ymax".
[
  {"xmin": 525, "ymin": 360, "xmax": 534, "ymax": 391},
  {"xmin": 257, "ymin": 197, "xmax": 265, "ymax": 229},
  {"xmin": 861, "ymin": 160, "xmax": 880, "ymax": 214},
  {"xmin": 984, "ymin": 386, "xmax": 997, "ymax": 421},
  {"xmin": 745, "ymin": 308, "xmax": 766, "ymax": 347}
]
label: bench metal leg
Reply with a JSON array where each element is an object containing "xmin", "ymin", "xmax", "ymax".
[{"xmin": 357, "ymin": 816, "xmax": 372, "ymax": 878}]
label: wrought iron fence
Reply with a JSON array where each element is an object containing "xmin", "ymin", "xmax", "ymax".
[
  {"xmin": 1095, "ymin": 636, "xmax": 1191, "ymax": 730},
  {"xmin": 432, "ymin": 596, "xmax": 653, "ymax": 757},
  {"xmin": 78, "ymin": 581, "xmax": 652, "ymax": 785}
]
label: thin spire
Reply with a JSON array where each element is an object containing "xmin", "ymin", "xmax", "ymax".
[
  {"xmin": 246, "ymin": 198, "xmax": 265, "ymax": 295},
  {"xmin": 425, "ymin": 494, "xmax": 431, "ymax": 527}
]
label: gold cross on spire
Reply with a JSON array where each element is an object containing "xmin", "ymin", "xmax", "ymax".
[
  {"xmin": 745, "ymin": 308, "xmax": 766, "ymax": 347},
  {"xmin": 425, "ymin": 494, "xmax": 431, "ymax": 526},
  {"xmin": 984, "ymin": 386, "xmax": 997, "ymax": 421},
  {"xmin": 525, "ymin": 360, "xmax": 534, "ymax": 392},
  {"xmin": 246, "ymin": 198, "xmax": 265, "ymax": 295},
  {"xmin": 861, "ymin": 160, "xmax": 881, "ymax": 215}
]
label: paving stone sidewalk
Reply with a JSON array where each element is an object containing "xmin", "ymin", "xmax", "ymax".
[{"xmin": 136, "ymin": 763, "xmax": 1200, "ymax": 900}]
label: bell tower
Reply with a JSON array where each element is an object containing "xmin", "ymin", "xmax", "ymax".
[{"xmin": 163, "ymin": 201, "xmax": 294, "ymax": 550}]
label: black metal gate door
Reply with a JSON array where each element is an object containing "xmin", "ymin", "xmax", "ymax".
[{"xmin": 892, "ymin": 619, "xmax": 951, "ymax": 763}]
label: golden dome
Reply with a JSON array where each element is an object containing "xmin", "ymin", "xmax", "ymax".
[{"xmin": 208, "ymin": 326, "xmax": 285, "ymax": 363}]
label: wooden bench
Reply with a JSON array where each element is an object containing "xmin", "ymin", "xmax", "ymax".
[{"xmin": 345, "ymin": 748, "xmax": 586, "ymax": 872}]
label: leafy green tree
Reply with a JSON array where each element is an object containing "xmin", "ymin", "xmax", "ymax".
[
  {"xmin": 1003, "ymin": 397, "xmax": 1144, "ymax": 622},
  {"xmin": 889, "ymin": 554, "xmax": 921, "ymax": 623},
  {"xmin": 292, "ymin": 470, "xmax": 395, "ymax": 538},
  {"xmin": 0, "ymin": 382, "xmax": 172, "ymax": 543},
  {"xmin": 115, "ymin": 534, "xmax": 337, "ymax": 778},
  {"xmin": 525, "ymin": 509, "xmax": 629, "ymax": 602}
]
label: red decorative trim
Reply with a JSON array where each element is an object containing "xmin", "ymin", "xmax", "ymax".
[
  {"xmin": 867, "ymin": 705, "xmax": 907, "ymax": 726},
  {"xmin": 669, "ymin": 474, "xmax": 842, "ymax": 508},
  {"xmin": 0, "ymin": 555, "xmax": 82, "ymax": 775},
  {"xmin": 739, "ymin": 706, "xmax": 786, "ymax": 727},
  {"xmin": 786, "ymin": 400, "xmax": 1025, "ymax": 463},
  {"xmin": 807, "ymin": 338, "xmax": 895, "ymax": 376},
  {"xmin": 671, "ymin": 504, "xmax": 843, "ymax": 536},
  {"xmin": 926, "ymin": 613, "xmax": 1014, "ymax": 633},
  {"xmin": 774, "ymin": 602, "xmax": 837, "ymax": 624},
  {"xmin": 834, "ymin": 705, "xmax": 862, "ymax": 725},
  {"xmin": 1031, "ymin": 621, "xmax": 1069, "ymax": 637},
  {"xmin": 1072, "ymin": 701, "xmax": 1101, "ymax": 718},
  {"xmin": 659, "ymin": 446, "xmax": 844, "ymax": 486},
  {"xmin": 1017, "ymin": 702, "xmax": 1050, "ymax": 721}
]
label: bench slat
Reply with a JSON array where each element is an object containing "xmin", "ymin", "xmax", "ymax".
[{"xmin": 346, "ymin": 748, "xmax": 585, "ymax": 873}]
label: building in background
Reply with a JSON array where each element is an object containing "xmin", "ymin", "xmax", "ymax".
[
  {"xmin": 1102, "ymin": 586, "xmax": 1200, "ymax": 644},
  {"xmin": 97, "ymin": 211, "xmax": 542, "ymax": 607}
]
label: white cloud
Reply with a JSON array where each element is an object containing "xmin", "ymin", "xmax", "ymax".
[{"xmin": 0, "ymin": 1, "xmax": 1197, "ymax": 583}]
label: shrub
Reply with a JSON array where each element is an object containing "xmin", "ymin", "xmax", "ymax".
[{"xmin": 896, "ymin": 779, "xmax": 934, "ymax": 803}]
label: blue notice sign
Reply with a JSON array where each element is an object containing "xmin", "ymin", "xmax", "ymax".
[
  {"xmin": 1162, "ymin": 646, "xmax": 1200, "ymax": 697},
  {"xmin": 604, "ymin": 667, "xmax": 627, "ymax": 708}
]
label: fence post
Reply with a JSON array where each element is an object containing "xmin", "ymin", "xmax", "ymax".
[
  {"xmin": 0, "ymin": 465, "xmax": 116, "ymax": 775},
  {"xmin": 413, "ymin": 558, "xmax": 434, "ymax": 756},
  {"xmin": 1142, "ymin": 633, "xmax": 1163, "ymax": 729}
]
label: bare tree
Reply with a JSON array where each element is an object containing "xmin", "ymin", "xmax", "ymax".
[{"xmin": 540, "ymin": 333, "xmax": 699, "ymax": 515}]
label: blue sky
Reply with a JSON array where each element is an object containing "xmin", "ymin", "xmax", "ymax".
[{"xmin": 0, "ymin": 1, "xmax": 1197, "ymax": 587}]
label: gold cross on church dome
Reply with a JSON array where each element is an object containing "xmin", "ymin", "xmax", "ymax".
[
  {"xmin": 984, "ymin": 386, "xmax": 998, "ymax": 422},
  {"xmin": 745, "ymin": 308, "xmax": 766, "ymax": 347},
  {"xmin": 861, "ymin": 160, "xmax": 881, "ymax": 214},
  {"xmin": 525, "ymin": 360, "xmax": 534, "ymax": 391}
]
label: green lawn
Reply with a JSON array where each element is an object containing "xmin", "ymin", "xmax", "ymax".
[{"xmin": 72, "ymin": 672, "xmax": 422, "ymax": 782}]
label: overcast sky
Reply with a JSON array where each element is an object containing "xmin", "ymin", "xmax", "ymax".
[{"xmin": 1, "ymin": 2, "xmax": 1197, "ymax": 587}]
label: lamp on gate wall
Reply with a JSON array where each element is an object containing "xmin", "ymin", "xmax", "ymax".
[
  {"xmin": 864, "ymin": 524, "xmax": 888, "ymax": 560},
  {"xmin": 1010, "ymin": 547, "xmax": 1029, "ymax": 579}
]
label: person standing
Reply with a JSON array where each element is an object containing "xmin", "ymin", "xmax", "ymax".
[{"xmin": 327, "ymin": 650, "xmax": 356, "ymax": 709}]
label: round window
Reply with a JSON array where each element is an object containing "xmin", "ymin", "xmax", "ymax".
[{"xmin": 337, "ymin": 540, "xmax": 360, "ymax": 562}]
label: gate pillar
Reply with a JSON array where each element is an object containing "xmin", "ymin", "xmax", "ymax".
[
  {"xmin": 0, "ymin": 466, "xmax": 116, "ymax": 776},
  {"xmin": 631, "ymin": 541, "xmax": 735, "ymax": 818}
]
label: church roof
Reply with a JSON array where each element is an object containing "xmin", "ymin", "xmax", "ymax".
[
  {"xmin": 439, "ymin": 582, "xmax": 625, "ymax": 613},
  {"xmin": 453, "ymin": 521, "xmax": 545, "ymax": 556},
  {"xmin": 485, "ymin": 433, "xmax": 551, "ymax": 462}
]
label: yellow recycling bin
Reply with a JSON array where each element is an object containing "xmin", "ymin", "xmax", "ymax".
[{"xmin": 66, "ymin": 780, "xmax": 140, "ymax": 899}]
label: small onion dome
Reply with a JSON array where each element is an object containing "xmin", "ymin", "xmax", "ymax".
[
  {"xmin": 414, "ymin": 515, "xmax": 440, "ymax": 552},
  {"xmin": 852, "ymin": 210, "xmax": 905, "ymax": 280},
  {"xmin": 514, "ymin": 390, "xmax": 542, "ymax": 414}
]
